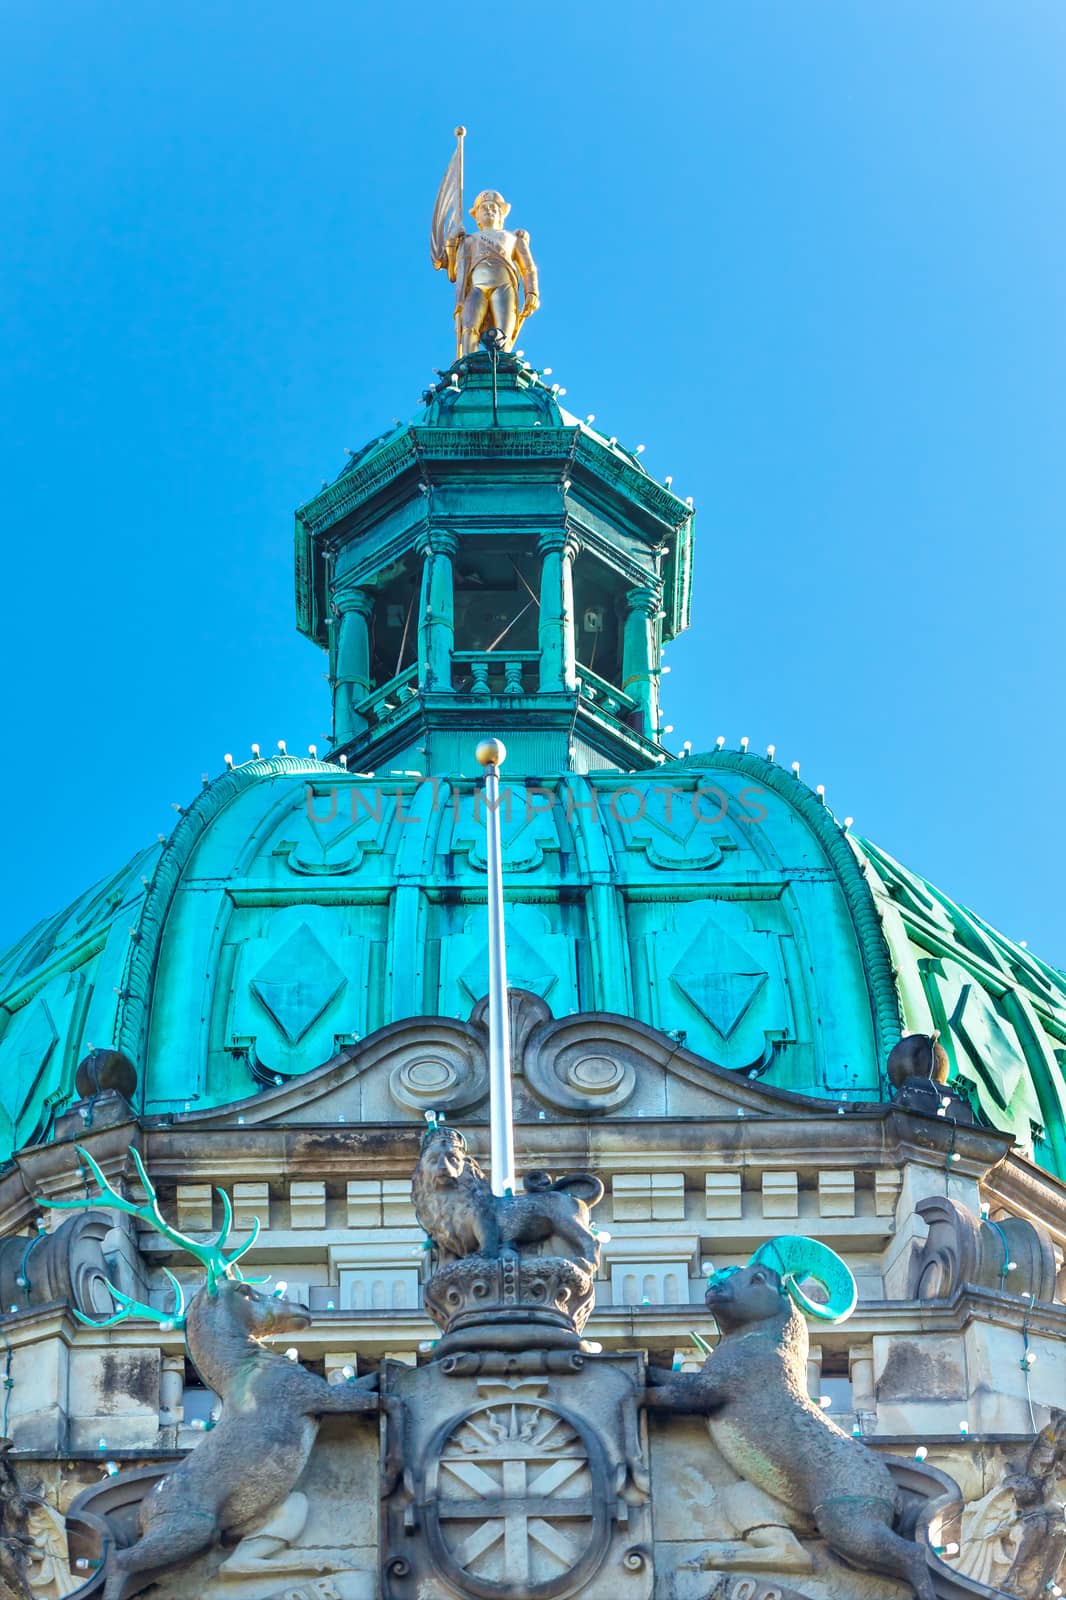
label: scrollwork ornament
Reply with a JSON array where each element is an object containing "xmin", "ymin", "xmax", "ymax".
[
  {"xmin": 387, "ymin": 1042, "xmax": 488, "ymax": 1115},
  {"xmin": 623, "ymin": 1544, "xmax": 651, "ymax": 1572}
]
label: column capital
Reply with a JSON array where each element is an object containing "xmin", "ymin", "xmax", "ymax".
[
  {"xmin": 332, "ymin": 585, "xmax": 375, "ymax": 619},
  {"xmin": 538, "ymin": 528, "xmax": 580, "ymax": 560},
  {"xmin": 624, "ymin": 583, "xmax": 664, "ymax": 618},
  {"xmin": 415, "ymin": 527, "xmax": 459, "ymax": 559}
]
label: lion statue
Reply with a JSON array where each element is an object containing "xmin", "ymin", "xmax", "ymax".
[{"xmin": 412, "ymin": 1126, "xmax": 604, "ymax": 1267}]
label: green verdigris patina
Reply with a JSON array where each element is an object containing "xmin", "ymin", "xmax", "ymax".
[{"xmin": 1, "ymin": 349, "xmax": 1064, "ymax": 1177}]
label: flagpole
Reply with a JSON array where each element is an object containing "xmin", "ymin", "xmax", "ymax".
[
  {"xmin": 476, "ymin": 737, "xmax": 516, "ymax": 1197},
  {"xmin": 455, "ymin": 125, "xmax": 465, "ymax": 222},
  {"xmin": 454, "ymin": 126, "xmax": 466, "ymax": 362}
]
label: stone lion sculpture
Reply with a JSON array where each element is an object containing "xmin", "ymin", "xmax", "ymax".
[{"xmin": 412, "ymin": 1125, "xmax": 603, "ymax": 1265}]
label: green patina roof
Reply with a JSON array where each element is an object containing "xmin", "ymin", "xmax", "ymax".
[
  {"xmin": 1, "ymin": 751, "xmax": 1063, "ymax": 1176},
  {"xmin": 1, "ymin": 351, "xmax": 1062, "ymax": 1178}
]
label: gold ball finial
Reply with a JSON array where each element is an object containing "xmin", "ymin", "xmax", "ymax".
[
  {"xmin": 455, "ymin": 125, "xmax": 467, "ymax": 137},
  {"xmin": 475, "ymin": 738, "xmax": 506, "ymax": 768}
]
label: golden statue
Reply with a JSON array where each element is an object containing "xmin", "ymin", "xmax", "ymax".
[{"xmin": 431, "ymin": 128, "xmax": 539, "ymax": 358}]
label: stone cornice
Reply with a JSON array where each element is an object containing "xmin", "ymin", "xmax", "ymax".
[
  {"xmin": 4, "ymin": 1286, "xmax": 1057, "ymax": 1375},
  {"xmin": 983, "ymin": 1153, "xmax": 1066, "ymax": 1247}
]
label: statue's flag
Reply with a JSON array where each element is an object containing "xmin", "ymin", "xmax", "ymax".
[{"xmin": 431, "ymin": 127, "xmax": 465, "ymax": 270}]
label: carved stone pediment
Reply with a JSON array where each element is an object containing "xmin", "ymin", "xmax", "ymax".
[{"xmin": 199, "ymin": 990, "xmax": 834, "ymax": 1131}]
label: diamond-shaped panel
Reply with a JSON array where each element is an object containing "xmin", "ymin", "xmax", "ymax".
[
  {"xmin": 0, "ymin": 999, "xmax": 58, "ymax": 1119},
  {"xmin": 670, "ymin": 920, "xmax": 768, "ymax": 1038},
  {"xmin": 250, "ymin": 923, "xmax": 346, "ymax": 1044},
  {"xmin": 459, "ymin": 926, "xmax": 556, "ymax": 1005}
]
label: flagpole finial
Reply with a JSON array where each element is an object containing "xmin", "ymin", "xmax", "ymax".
[
  {"xmin": 476, "ymin": 737, "xmax": 506, "ymax": 768},
  {"xmin": 455, "ymin": 125, "xmax": 467, "ymax": 137}
]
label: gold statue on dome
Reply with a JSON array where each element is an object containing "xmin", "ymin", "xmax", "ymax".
[{"xmin": 431, "ymin": 127, "xmax": 540, "ymax": 359}]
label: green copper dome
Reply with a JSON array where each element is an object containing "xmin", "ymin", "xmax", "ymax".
[{"xmin": 1, "ymin": 351, "xmax": 1063, "ymax": 1177}]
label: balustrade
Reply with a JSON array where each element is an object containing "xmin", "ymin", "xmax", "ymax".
[{"xmin": 451, "ymin": 650, "xmax": 539, "ymax": 697}]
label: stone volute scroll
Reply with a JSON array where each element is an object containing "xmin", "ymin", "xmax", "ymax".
[
  {"xmin": 909, "ymin": 1194, "xmax": 1059, "ymax": 1303},
  {"xmin": 37, "ymin": 1146, "xmax": 381, "ymax": 1600},
  {"xmin": 644, "ymin": 1237, "xmax": 945, "ymax": 1600}
]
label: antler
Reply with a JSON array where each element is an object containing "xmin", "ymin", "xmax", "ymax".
[
  {"xmin": 39, "ymin": 1145, "xmax": 260, "ymax": 1297},
  {"xmin": 75, "ymin": 1267, "xmax": 186, "ymax": 1331}
]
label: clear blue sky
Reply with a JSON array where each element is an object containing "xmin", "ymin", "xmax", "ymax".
[{"xmin": 2, "ymin": 2, "xmax": 1064, "ymax": 965}]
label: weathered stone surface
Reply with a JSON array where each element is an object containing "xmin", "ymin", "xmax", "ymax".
[
  {"xmin": 875, "ymin": 1338, "xmax": 967, "ymax": 1404},
  {"xmin": 68, "ymin": 1418, "xmax": 379, "ymax": 1600},
  {"xmin": 380, "ymin": 1351, "xmax": 652, "ymax": 1600},
  {"xmin": 425, "ymin": 1253, "xmax": 597, "ymax": 1353},
  {"xmin": 909, "ymin": 1195, "xmax": 1058, "ymax": 1303}
]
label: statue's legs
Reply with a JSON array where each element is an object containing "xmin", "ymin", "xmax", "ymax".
[
  {"xmin": 460, "ymin": 285, "xmax": 518, "ymax": 354},
  {"xmin": 461, "ymin": 288, "xmax": 490, "ymax": 355},
  {"xmin": 489, "ymin": 284, "xmax": 518, "ymax": 348},
  {"xmin": 814, "ymin": 1500, "xmax": 936, "ymax": 1600},
  {"xmin": 103, "ymin": 1512, "xmax": 216, "ymax": 1600}
]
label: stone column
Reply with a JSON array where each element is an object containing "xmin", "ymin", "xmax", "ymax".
[
  {"xmin": 621, "ymin": 584, "xmax": 664, "ymax": 740},
  {"xmin": 849, "ymin": 1344, "xmax": 876, "ymax": 1412},
  {"xmin": 332, "ymin": 586, "xmax": 374, "ymax": 745},
  {"xmin": 417, "ymin": 529, "xmax": 458, "ymax": 692},
  {"xmin": 806, "ymin": 1343, "xmax": 823, "ymax": 1402},
  {"xmin": 158, "ymin": 1353, "xmax": 185, "ymax": 1446},
  {"xmin": 538, "ymin": 530, "xmax": 580, "ymax": 692}
]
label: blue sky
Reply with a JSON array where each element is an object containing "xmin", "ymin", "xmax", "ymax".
[{"xmin": 2, "ymin": 2, "xmax": 1064, "ymax": 965}]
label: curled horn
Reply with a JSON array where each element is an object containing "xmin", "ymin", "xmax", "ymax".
[{"xmin": 751, "ymin": 1235, "xmax": 858, "ymax": 1324}]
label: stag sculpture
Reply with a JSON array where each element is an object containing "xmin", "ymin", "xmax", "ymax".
[{"xmin": 41, "ymin": 1146, "xmax": 380, "ymax": 1600}]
